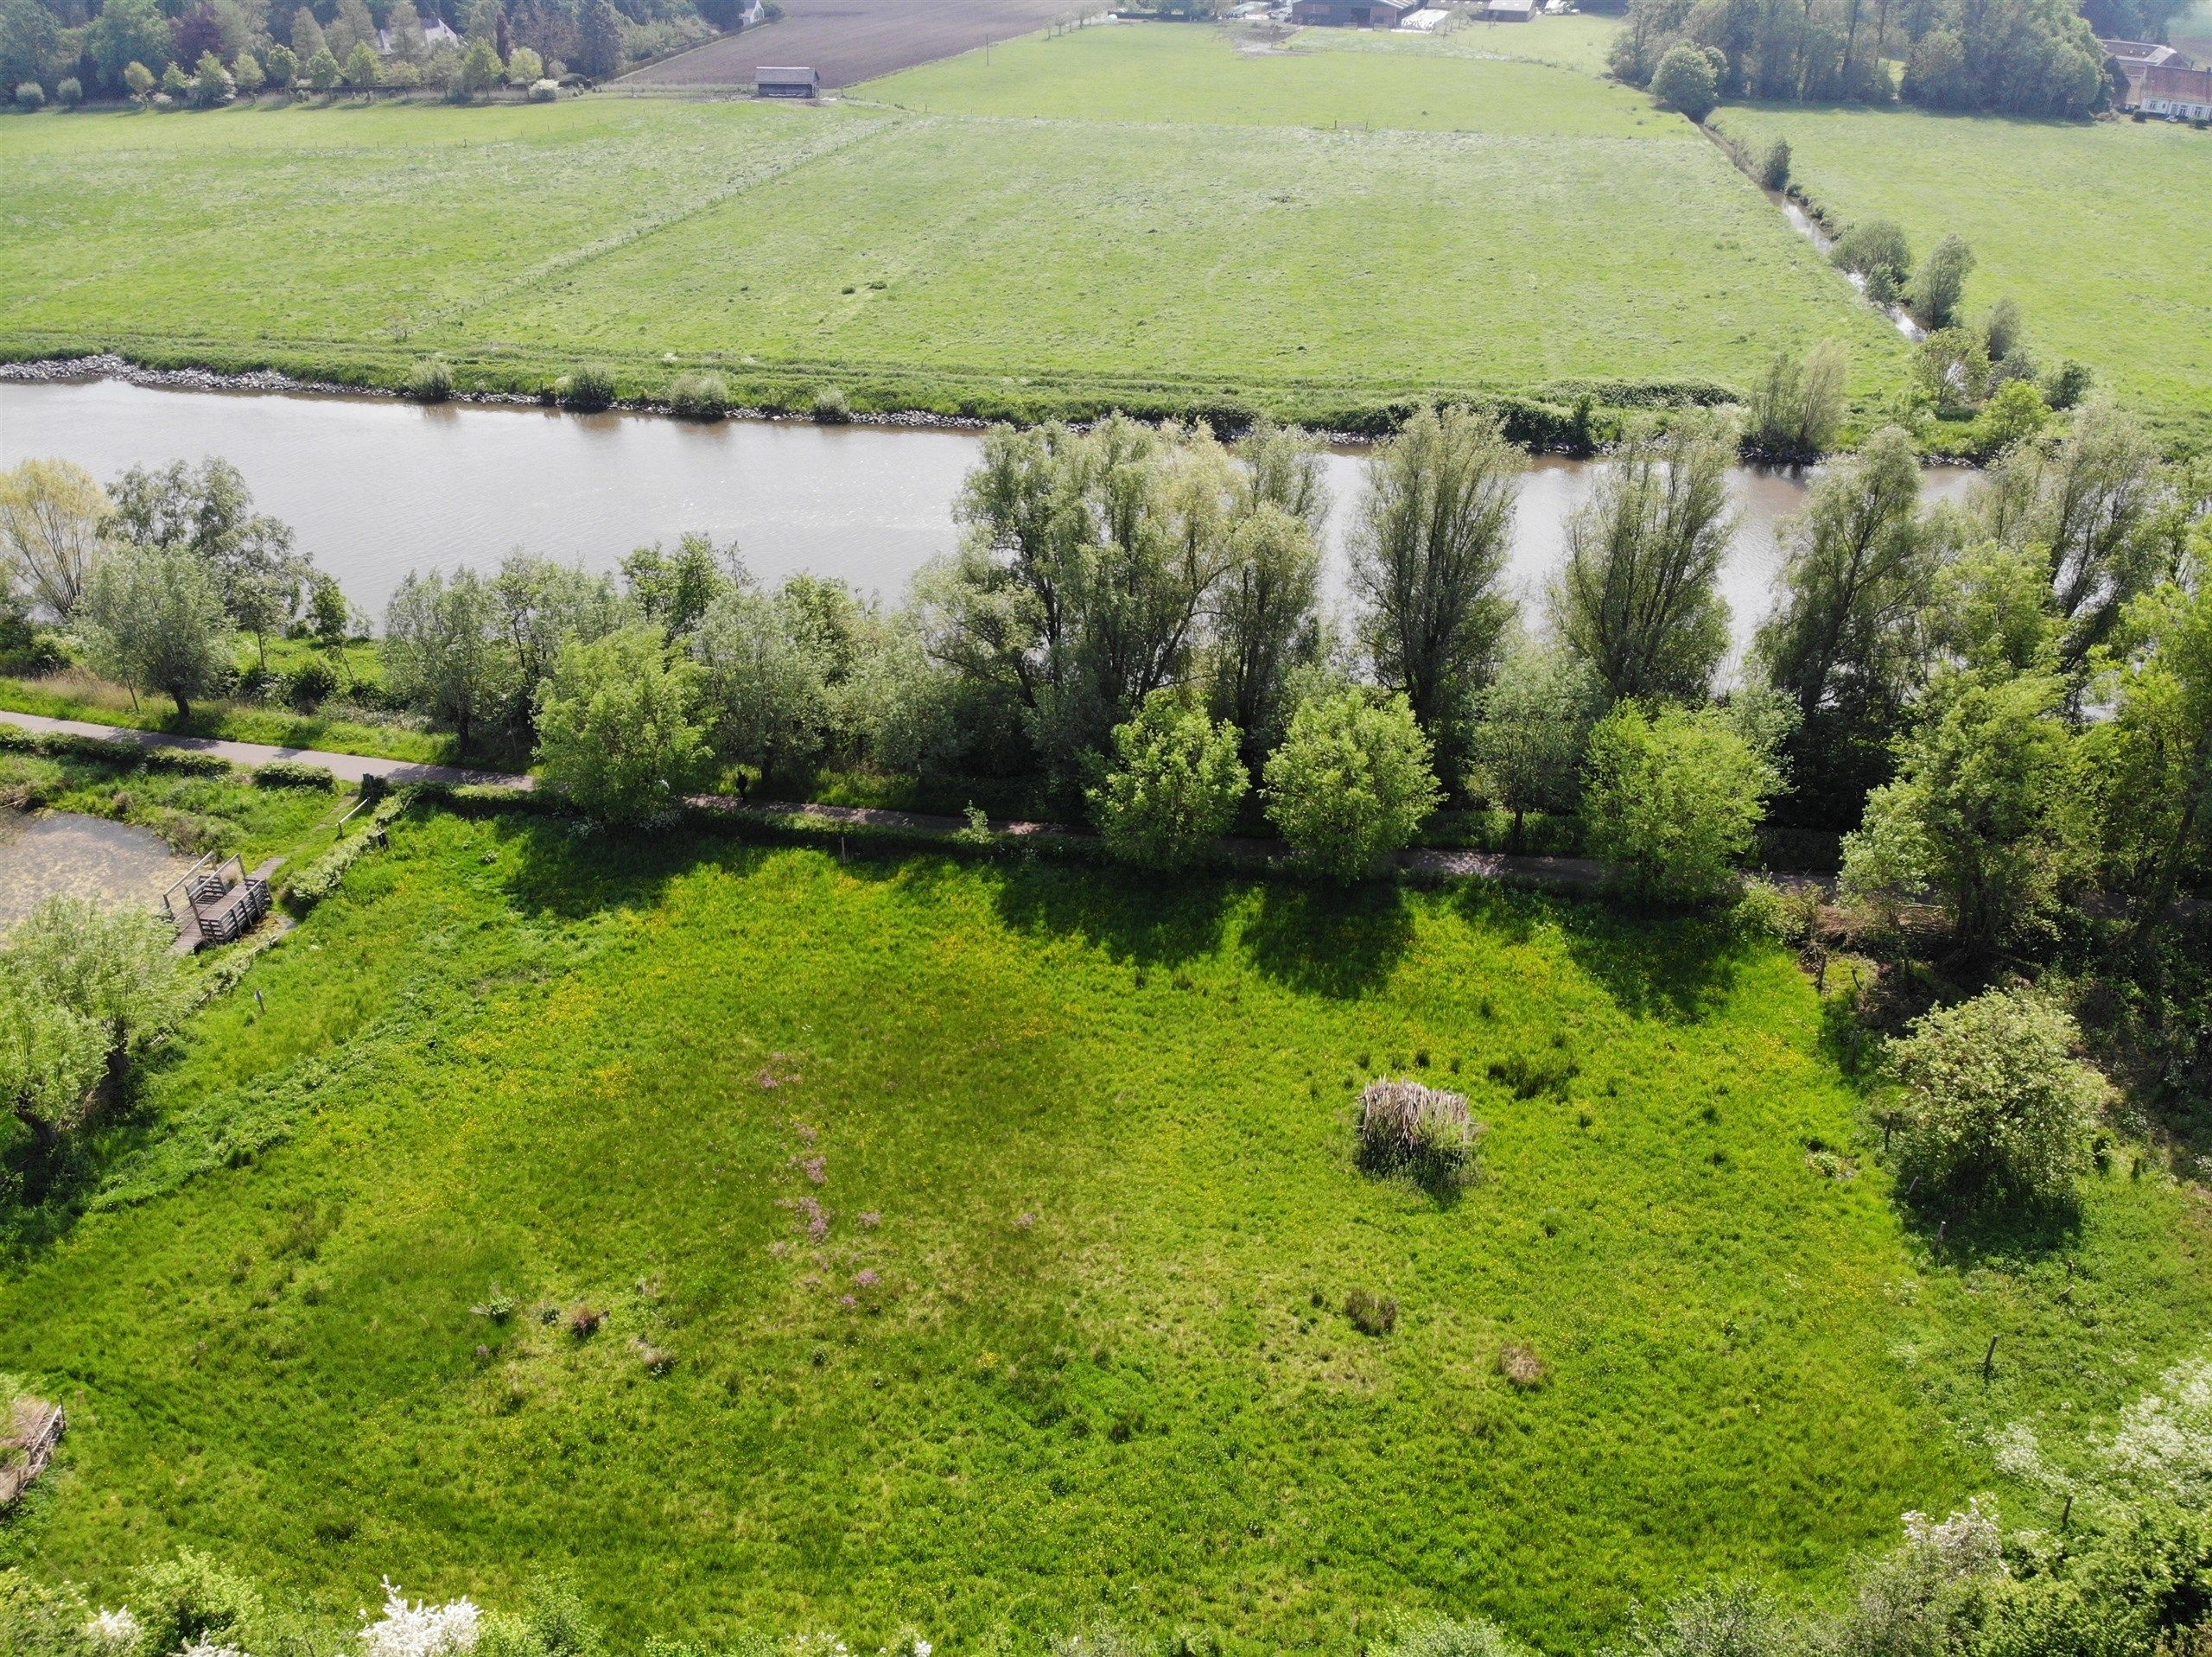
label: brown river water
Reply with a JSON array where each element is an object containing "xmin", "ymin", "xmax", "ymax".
[{"xmin": 0, "ymin": 376, "xmax": 1977, "ymax": 660}]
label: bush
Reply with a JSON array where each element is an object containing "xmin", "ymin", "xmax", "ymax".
[
  {"xmin": 1262, "ymin": 688, "xmax": 1441, "ymax": 882},
  {"xmin": 1377, "ymin": 1617, "xmax": 1534, "ymax": 1657},
  {"xmin": 55, "ymin": 76, "xmax": 81, "ymax": 106},
  {"xmin": 1650, "ymin": 42, "xmax": 1719, "ymax": 122},
  {"xmin": 529, "ymin": 76, "xmax": 559, "ymax": 100},
  {"xmin": 666, "ymin": 371, "xmax": 730, "ymax": 420},
  {"xmin": 14, "ymin": 80, "xmax": 43, "ymax": 110},
  {"xmin": 129, "ymin": 1548, "xmax": 264, "ymax": 1656},
  {"xmin": 1088, "ymin": 690, "xmax": 1247, "ymax": 870},
  {"xmin": 405, "ymin": 356, "xmax": 455, "ymax": 402},
  {"xmin": 253, "ymin": 759, "xmax": 336, "ymax": 790},
  {"xmin": 284, "ymin": 658, "xmax": 339, "ymax": 708},
  {"xmin": 1357, "ymin": 1078, "xmax": 1479, "ymax": 1186},
  {"xmin": 556, "ymin": 364, "xmax": 617, "ymax": 410},
  {"xmin": 188, "ymin": 50, "xmax": 235, "ymax": 107},
  {"xmin": 810, "ymin": 384, "xmax": 852, "ymax": 423},
  {"xmin": 1831, "ymin": 217, "xmax": 1912, "ymax": 306},
  {"xmin": 1581, "ymin": 702, "xmax": 1782, "ymax": 905},
  {"xmin": 533, "ymin": 625, "xmax": 709, "ymax": 823},
  {"xmin": 139, "ymin": 746, "xmax": 234, "ymax": 777},
  {"xmin": 1344, "ymin": 1287, "xmax": 1398, "ymax": 1337},
  {"xmin": 1758, "ymin": 136, "xmax": 1789, "ymax": 190},
  {"xmin": 1885, "ymin": 987, "xmax": 2107, "ymax": 1208},
  {"xmin": 265, "ymin": 43, "xmax": 298, "ymax": 88}
]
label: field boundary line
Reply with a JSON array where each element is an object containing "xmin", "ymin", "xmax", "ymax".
[{"xmin": 424, "ymin": 113, "xmax": 911, "ymax": 330}]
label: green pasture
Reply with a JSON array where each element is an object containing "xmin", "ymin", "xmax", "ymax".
[
  {"xmin": 3, "ymin": 807, "xmax": 2206, "ymax": 1650},
  {"xmin": 1713, "ymin": 102, "xmax": 2212, "ymax": 444},
  {"xmin": 0, "ymin": 48, "xmax": 1903, "ymax": 423},
  {"xmin": 859, "ymin": 21, "xmax": 1669, "ymax": 137}
]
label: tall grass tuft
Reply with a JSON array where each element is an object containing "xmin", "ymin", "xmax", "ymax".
[
  {"xmin": 556, "ymin": 365, "xmax": 618, "ymax": 411},
  {"xmin": 810, "ymin": 384, "xmax": 852, "ymax": 423},
  {"xmin": 1358, "ymin": 1078, "xmax": 1479, "ymax": 1185},
  {"xmin": 667, "ymin": 371, "xmax": 730, "ymax": 420},
  {"xmin": 404, "ymin": 356, "xmax": 454, "ymax": 402}
]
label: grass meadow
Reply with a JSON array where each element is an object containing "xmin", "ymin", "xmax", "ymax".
[
  {"xmin": 3, "ymin": 805, "xmax": 2208, "ymax": 1650},
  {"xmin": 1712, "ymin": 102, "xmax": 2212, "ymax": 445},
  {"xmin": 0, "ymin": 29, "xmax": 1904, "ymax": 424}
]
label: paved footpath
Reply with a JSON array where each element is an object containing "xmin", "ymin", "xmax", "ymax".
[
  {"xmin": 0, "ymin": 710, "xmax": 536, "ymax": 790},
  {"xmin": 5, "ymin": 708, "xmax": 1817, "ymax": 894}
]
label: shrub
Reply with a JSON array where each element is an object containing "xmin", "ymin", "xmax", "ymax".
[
  {"xmin": 305, "ymin": 46, "xmax": 340, "ymax": 90},
  {"xmin": 1831, "ymin": 217, "xmax": 1912, "ymax": 305},
  {"xmin": 1344, "ymin": 1287, "xmax": 1398, "ymax": 1337},
  {"xmin": 1650, "ymin": 42, "xmax": 1719, "ymax": 122},
  {"xmin": 508, "ymin": 45, "xmax": 544, "ymax": 81},
  {"xmin": 1357, "ymin": 1078, "xmax": 1479, "ymax": 1186},
  {"xmin": 1604, "ymin": 1581, "xmax": 1800, "ymax": 1657},
  {"xmin": 1581, "ymin": 702, "xmax": 1782, "ymax": 905},
  {"xmin": 14, "ymin": 80, "xmax": 42, "ymax": 110},
  {"xmin": 1089, "ymin": 690, "xmax": 1247, "ymax": 870},
  {"xmin": 253, "ymin": 759, "xmax": 336, "ymax": 790},
  {"xmin": 1377, "ymin": 1616, "xmax": 1535, "ymax": 1657},
  {"xmin": 810, "ymin": 384, "xmax": 851, "ymax": 423},
  {"xmin": 405, "ymin": 356, "xmax": 454, "ymax": 402},
  {"xmin": 124, "ymin": 60, "xmax": 156, "ymax": 100},
  {"xmin": 555, "ymin": 364, "xmax": 617, "ymax": 410},
  {"xmin": 533, "ymin": 625, "xmax": 709, "ymax": 823},
  {"xmin": 56, "ymin": 75, "xmax": 82, "ymax": 106},
  {"xmin": 139, "ymin": 746, "xmax": 233, "ymax": 777},
  {"xmin": 1262, "ymin": 688, "xmax": 1441, "ymax": 882},
  {"xmin": 1758, "ymin": 136, "xmax": 1789, "ymax": 191},
  {"xmin": 1743, "ymin": 338, "xmax": 1848, "ymax": 460},
  {"xmin": 188, "ymin": 50, "xmax": 235, "ymax": 107},
  {"xmin": 1885, "ymin": 987, "xmax": 2107, "ymax": 1208},
  {"xmin": 666, "ymin": 371, "xmax": 730, "ymax": 420},
  {"xmin": 161, "ymin": 61, "xmax": 190, "ymax": 98},
  {"xmin": 232, "ymin": 50, "xmax": 264, "ymax": 94},
  {"xmin": 265, "ymin": 43, "xmax": 298, "ymax": 88},
  {"xmin": 528, "ymin": 76, "xmax": 559, "ymax": 100},
  {"xmin": 284, "ymin": 658, "xmax": 339, "ymax": 708},
  {"xmin": 128, "ymin": 1548, "xmax": 264, "ymax": 1656},
  {"xmin": 342, "ymin": 40, "xmax": 380, "ymax": 90}
]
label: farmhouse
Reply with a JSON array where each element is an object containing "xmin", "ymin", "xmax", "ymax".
[
  {"xmin": 376, "ymin": 16, "xmax": 461, "ymax": 51},
  {"xmin": 1288, "ymin": 0, "xmax": 1420, "ymax": 26},
  {"xmin": 2101, "ymin": 37, "xmax": 2190, "ymax": 69},
  {"xmin": 2119, "ymin": 60, "xmax": 2212, "ymax": 117},
  {"xmin": 1478, "ymin": 0, "xmax": 1538, "ymax": 20},
  {"xmin": 756, "ymin": 65, "xmax": 822, "ymax": 97}
]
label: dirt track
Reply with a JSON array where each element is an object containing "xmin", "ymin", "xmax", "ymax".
[{"xmin": 622, "ymin": 0, "xmax": 1079, "ymax": 88}]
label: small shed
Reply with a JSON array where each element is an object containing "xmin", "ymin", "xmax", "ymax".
[
  {"xmin": 756, "ymin": 66, "xmax": 821, "ymax": 98},
  {"xmin": 1481, "ymin": 0, "xmax": 1537, "ymax": 21}
]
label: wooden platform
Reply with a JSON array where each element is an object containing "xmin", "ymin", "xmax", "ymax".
[
  {"xmin": 0, "ymin": 1396, "xmax": 63, "ymax": 1508},
  {"xmin": 164, "ymin": 855, "xmax": 281, "ymax": 954}
]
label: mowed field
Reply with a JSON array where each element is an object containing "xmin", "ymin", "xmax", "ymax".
[
  {"xmin": 625, "ymin": 0, "xmax": 1080, "ymax": 89},
  {"xmin": 1713, "ymin": 102, "xmax": 2212, "ymax": 444},
  {"xmin": 0, "ymin": 26, "xmax": 1905, "ymax": 425},
  {"xmin": 6, "ymin": 809, "xmax": 2209, "ymax": 1649}
]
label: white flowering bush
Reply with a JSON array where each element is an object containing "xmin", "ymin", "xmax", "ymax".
[
  {"xmin": 360, "ymin": 1579, "xmax": 481, "ymax": 1657},
  {"xmin": 2107, "ymin": 1356, "xmax": 2212, "ymax": 1506},
  {"xmin": 1898, "ymin": 1498, "xmax": 2004, "ymax": 1581},
  {"xmin": 84, "ymin": 1607, "xmax": 143, "ymax": 1654}
]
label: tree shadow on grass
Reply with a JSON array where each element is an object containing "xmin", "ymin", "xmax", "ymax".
[
  {"xmin": 1903, "ymin": 1184, "xmax": 2083, "ymax": 1271},
  {"xmin": 491, "ymin": 813, "xmax": 751, "ymax": 922},
  {"xmin": 1551, "ymin": 898, "xmax": 1758, "ymax": 1025},
  {"xmin": 988, "ymin": 855, "xmax": 1235, "ymax": 968},
  {"xmin": 1243, "ymin": 879, "xmax": 1415, "ymax": 1000}
]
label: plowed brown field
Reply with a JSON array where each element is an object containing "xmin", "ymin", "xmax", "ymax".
[{"xmin": 623, "ymin": 0, "xmax": 1078, "ymax": 88}]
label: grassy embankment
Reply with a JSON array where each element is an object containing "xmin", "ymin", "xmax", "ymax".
[
  {"xmin": 2, "ymin": 803, "xmax": 2207, "ymax": 1649},
  {"xmin": 0, "ymin": 28, "xmax": 1901, "ymax": 430},
  {"xmin": 1712, "ymin": 101, "xmax": 2212, "ymax": 448}
]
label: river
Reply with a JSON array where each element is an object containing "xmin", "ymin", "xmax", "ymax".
[{"xmin": 0, "ymin": 375, "xmax": 1978, "ymax": 656}]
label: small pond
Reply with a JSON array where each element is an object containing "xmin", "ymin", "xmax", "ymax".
[{"xmin": 0, "ymin": 809, "xmax": 190, "ymax": 929}]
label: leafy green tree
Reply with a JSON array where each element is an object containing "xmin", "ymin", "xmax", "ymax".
[
  {"xmin": 264, "ymin": 41, "xmax": 298, "ymax": 87},
  {"xmin": 188, "ymin": 48, "xmax": 233, "ymax": 105},
  {"xmin": 78, "ymin": 543, "xmax": 233, "ymax": 719},
  {"xmin": 1968, "ymin": 379, "xmax": 2050, "ymax": 460},
  {"xmin": 124, "ymin": 58, "xmax": 157, "ymax": 100},
  {"xmin": 1758, "ymin": 136, "xmax": 1789, "ymax": 190},
  {"xmin": 1841, "ymin": 670, "xmax": 2081, "ymax": 951},
  {"xmin": 325, "ymin": 0, "xmax": 376, "ymax": 56},
  {"xmin": 161, "ymin": 60, "xmax": 190, "ymax": 97},
  {"xmin": 451, "ymin": 34, "xmax": 501, "ymax": 95},
  {"xmin": 289, "ymin": 6, "xmax": 327, "ymax": 61},
  {"xmin": 384, "ymin": 567, "xmax": 515, "ymax": 752},
  {"xmin": 231, "ymin": 48, "xmax": 264, "ymax": 92},
  {"xmin": 506, "ymin": 43, "xmax": 543, "ymax": 81},
  {"xmin": 1756, "ymin": 426, "xmax": 1935, "ymax": 725},
  {"xmin": 534, "ymin": 625, "xmax": 709, "ymax": 823},
  {"xmin": 1830, "ymin": 217, "xmax": 1912, "ymax": 306},
  {"xmin": 1743, "ymin": 339, "xmax": 1848, "ymax": 461},
  {"xmin": 1466, "ymin": 638, "xmax": 1602, "ymax": 848},
  {"xmin": 487, "ymin": 554, "xmax": 625, "ymax": 727},
  {"xmin": 0, "ymin": 457, "xmax": 112, "ymax": 620},
  {"xmin": 1351, "ymin": 403, "xmax": 1523, "ymax": 779},
  {"xmin": 1553, "ymin": 412, "xmax": 1737, "ymax": 704},
  {"xmin": 1900, "ymin": 27, "xmax": 1970, "ymax": 107},
  {"xmin": 576, "ymin": 0, "xmax": 622, "ymax": 75},
  {"xmin": 1088, "ymin": 689, "xmax": 1247, "ymax": 869},
  {"xmin": 691, "ymin": 580, "xmax": 830, "ymax": 779},
  {"xmin": 341, "ymin": 39, "xmax": 380, "ymax": 88},
  {"xmin": 1909, "ymin": 232, "xmax": 1975, "ymax": 332},
  {"xmin": 0, "ymin": 0, "xmax": 58, "ymax": 97},
  {"xmin": 1209, "ymin": 502, "xmax": 1320, "ymax": 760},
  {"xmin": 1885, "ymin": 988, "xmax": 2106, "ymax": 1207},
  {"xmin": 1650, "ymin": 41, "xmax": 1720, "ymax": 120},
  {"xmin": 107, "ymin": 458, "xmax": 307, "ymax": 665},
  {"xmin": 622, "ymin": 532, "xmax": 730, "ymax": 640},
  {"xmin": 304, "ymin": 44, "xmax": 340, "ymax": 89},
  {"xmin": 1262, "ymin": 688, "xmax": 1441, "ymax": 882},
  {"xmin": 1923, "ymin": 540, "xmax": 2059, "ymax": 677},
  {"xmin": 385, "ymin": 0, "xmax": 429, "ymax": 61},
  {"xmin": 1580, "ymin": 701, "xmax": 1782, "ymax": 905},
  {"xmin": 88, "ymin": 0, "xmax": 172, "ymax": 93}
]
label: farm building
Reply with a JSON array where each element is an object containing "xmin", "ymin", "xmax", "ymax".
[
  {"xmin": 1477, "ymin": 0, "xmax": 1537, "ymax": 20},
  {"xmin": 1289, "ymin": 0, "xmax": 1419, "ymax": 25},
  {"xmin": 756, "ymin": 65, "xmax": 822, "ymax": 97},
  {"xmin": 376, "ymin": 16, "xmax": 460, "ymax": 51},
  {"xmin": 2101, "ymin": 37, "xmax": 2191, "ymax": 70},
  {"xmin": 2119, "ymin": 61, "xmax": 2212, "ymax": 117}
]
